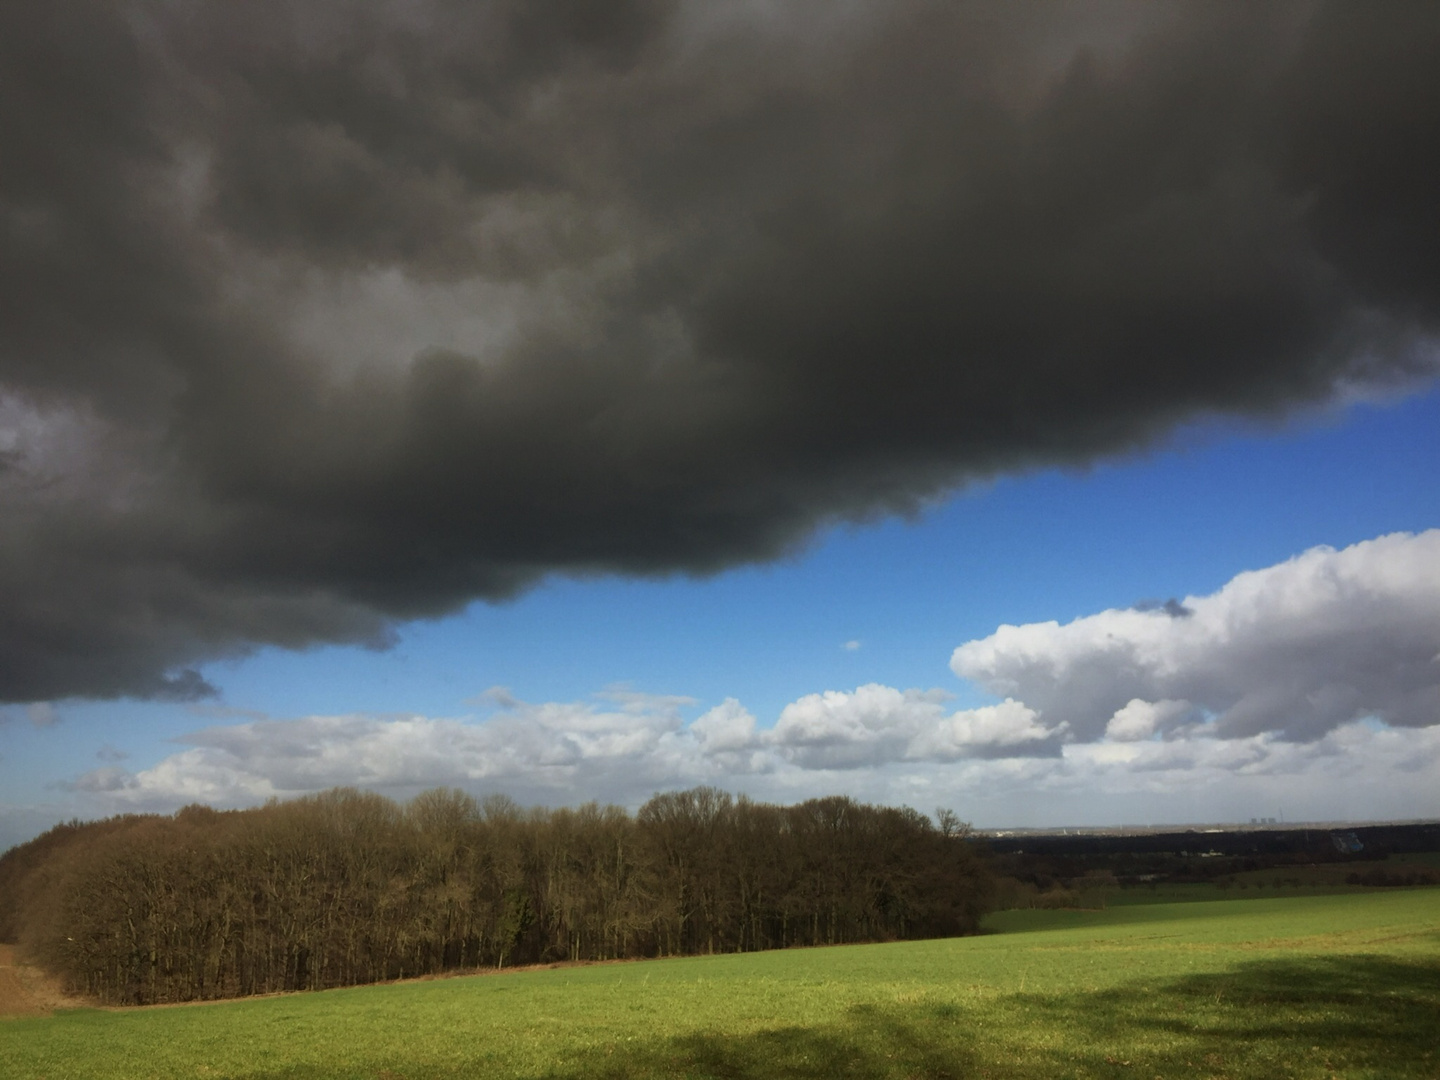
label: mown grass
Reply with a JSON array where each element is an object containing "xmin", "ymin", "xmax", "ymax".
[{"xmin": 3, "ymin": 889, "xmax": 1437, "ymax": 1079}]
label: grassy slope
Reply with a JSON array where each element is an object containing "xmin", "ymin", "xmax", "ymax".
[{"xmin": 3, "ymin": 889, "xmax": 1438, "ymax": 1080}]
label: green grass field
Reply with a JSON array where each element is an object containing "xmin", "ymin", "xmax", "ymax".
[{"xmin": 4, "ymin": 889, "xmax": 1438, "ymax": 1080}]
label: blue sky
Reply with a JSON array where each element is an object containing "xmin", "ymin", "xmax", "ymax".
[{"xmin": 5, "ymin": 382, "xmax": 1437, "ymax": 848}]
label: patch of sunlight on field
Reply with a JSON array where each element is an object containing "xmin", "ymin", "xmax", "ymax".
[{"xmin": 3, "ymin": 889, "xmax": 1438, "ymax": 1080}]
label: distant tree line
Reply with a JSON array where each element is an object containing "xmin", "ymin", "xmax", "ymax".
[{"xmin": 0, "ymin": 788, "xmax": 992, "ymax": 1005}]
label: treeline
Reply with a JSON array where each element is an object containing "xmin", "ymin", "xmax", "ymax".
[{"xmin": 0, "ymin": 787, "xmax": 992, "ymax": 1005}]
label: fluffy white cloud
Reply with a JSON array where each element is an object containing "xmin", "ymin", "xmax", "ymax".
[
  {"xmin": 62, "ymin": 704, "xmax": 1440, "ymax": 827},
  {"xmin": 67, "ymin": 684, "xmax": 1063, "ymax": 810},
  {"xmin": 770, "ymin": 685, "xmax": 1059, "ymax": 769},
  {"xmin": 689, "ymin": 698, "xmax": 760, "ymax": 755},
  {"xmin": 1105, "ymin": 699, "xmax": 1196, "ymax": 742},
  {"xmin": 952, "ymin": 530, "xmax": 1440, "ymax": 741},
  {"xmin": 72, "ymin": 690, "xmax": 702, "ymax": 809}
]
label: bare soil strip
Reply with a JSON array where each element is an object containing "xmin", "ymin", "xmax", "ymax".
[{"xmin": 0, "ymin": 945, "xmax": 84, "ymax": 1018}]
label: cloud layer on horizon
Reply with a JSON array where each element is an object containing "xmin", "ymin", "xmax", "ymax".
[
  {"xmin": 63, "ymin": 533, "xmax": 1440, "ymax": 822},
  {"xmin": 3, "ymin": 1, "xmax": 1440, "ymax": 702},
  {"xmin": 60, "ymin": 700, "xmax": 1440, "ymax": 827},
  {"xmin": 66, "ymin": 685, "xmax": 1058, "ymax": 807}
]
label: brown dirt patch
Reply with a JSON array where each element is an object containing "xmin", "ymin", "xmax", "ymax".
[{"xmin": 0, "ymin": 944, "xmax": 85, "ymax": 1018}]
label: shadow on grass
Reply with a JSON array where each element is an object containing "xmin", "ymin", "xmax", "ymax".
[
  {"xmin": 546, "ymin": 1009, "xmax": 982, "ymax": 1080},
  {"xmin": 537, "ymin": 954, "xmax": 1440, "ymax": 1080}
]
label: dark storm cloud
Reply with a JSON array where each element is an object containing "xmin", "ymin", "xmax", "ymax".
[{"xmin": 2, "ymin": 0, "xmax": 1438, "ymax": 702}]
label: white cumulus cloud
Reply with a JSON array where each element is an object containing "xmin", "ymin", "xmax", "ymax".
[
  {"xmin": 951, "ymin": 530, "xmax": 1440, "ymax": 742},
  {"xmin": 1105, "ymin": 699, "xmax": 1197, "ymax": 742},
  {"xmin": 65, "ymin": 683, "xmax": 1065, "ymax": 811},
  {"xmin": 770, "ymin": 685, "xmax": 1060, "ymax": 769}
]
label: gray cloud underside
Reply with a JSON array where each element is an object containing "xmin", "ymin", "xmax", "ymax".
[{"xmin": 3, "ymin": 1, "xmax": 1439, "ymax": 701}]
